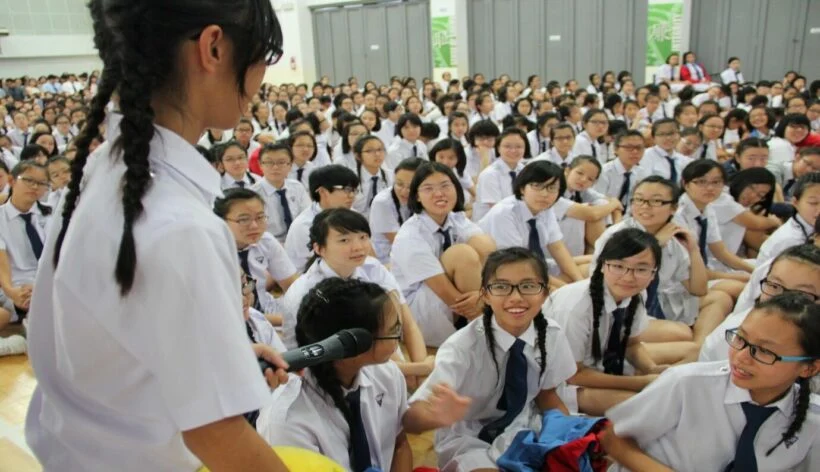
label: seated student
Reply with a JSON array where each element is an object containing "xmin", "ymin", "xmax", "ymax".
[
  {"xmin": 0, "ymin": 161, "xmax": 11, "ymax": 205},
  {"xmin": 407, "ymin": 248, "xmax": 577, "ymax": 470},
  {"xmin": 332, "ymin": 121, "xmax": 368, "ymax": 171},
  {"xmin": 676, "ymin": 127, "xmax": 703, "ymax": 160},
  {"xmin": 430, "ymin": 138, "xmax": 476, "ymax": 209},
  {"xmin": 621, "ymin": 100, "xmax": 641, "ymax": 131},
  {"xmin": 604, "ymin": 294, "xmax": 819, "ymax": 472},
  {"xmin": 479, "ymin": 161, "xmax": 584, "ymax": 284},
  {"xmin": 546, "ymin": 228, "xmax": 667, "ymax": 416},
  {"xmin": 465, "ymin": 119, "xmax": 501, "ymax": 181},
  {"xmin": 470, "ymin": 92, "xmax": 499, "ymax": 126},
  {"xmin": 370, "ymin": 158, "xmax": 424, "ymax": 264},
  {"xmin": 721, "ymin": 137, "xmax": 770, "ymax": 181},
  {"xmin": 240, "ymin": 268, "xmax": 287, "ymax": 354},
  {"xmin": 720, "ymin": 56, "xmax": 744, "ymax": 85},
  {"xmin": 46, "ymin": 156, "xmax": 71, "ymax": 209},
  {"xmin": 232, "ymin": 118, "xmax": 261, "ymax": 156},
  {"xmin": 530, "ymin": 122, "xmax": 577, "ymax": 168},
  {"xmin": 259, "ymin": 277, "xmax": 468, "ymax": 472},
  {"xmin": 19, "ymin": 144, "xmax": 49, "ymax": 166},
  {"xmin": 711, "ymin": 168, "xmax": 781, "ymax": 264},
  {"xmin": 419, "ymin": 122, "xmax": 441, "ymax": 148},
  {"xmin": 286, "ymin": 131, "xmax": 319, "ymax": 189},
  {"xmin": 676, "ymin": 160, "xmax": 754, "ymax": 298},
  {"xmin": 351, "ymin": 135, "xmax": 393, "ymax": 218},
  {"xmin": 391, "ymin": 162, "xmax": 496, "ymax": 346},
  {"xmin": 696, "ymin": 114, "xmax": 726, "ymax": 162},
  {"xmin": 215, "ymin": 142, "xmax": 257, "ymax": 190},
  {"xmin": 284, "ymin": 165, "xmax": 359, "ymax": 272},
  {"xmin": 558, "ymin": 155, "xmax": 623, "ymax": 256},
  {"xmin": 700, "ymin": 244, "xmax": 820, "ymax": 363},
  {"xmin": 572, "ymin": 109, "xmax": 608, "ymax": 164},
  {"xmin": 474, "ymin": 128, "xmax": 529, "ymax": 221},
  {"xmin": 443, "ymin": 111, "xmax": 470, "ymax": 148},
  {"xmin": 768, "ymin": 146, "xmax": 820, "ymax": 201},
  {"xmin": 594, "ymin": 130, "xmax": 650, "ymax": 210},
  {"xmin": 641, "ymin": 119, "xmax": 690, "ymax": 185},
  {"xmin": 0, "ymin": 162, "xmax": 52, "ymax": 336},
  {"xmin": 386, "ymin": 113, "xmax": 428, "ymax": 170},
  {"xmin": 679, "ymin": 51, "xmax": 712, "ymax": 88},
  {"xmin": 250, "ymin": 143, "xmax": 310, "ymax": 244},
  {"xmin": 637, "ymin": 92, "xmax": 665, "ymax": 125},
  {"xmin": 757, "ymin": 172, "xmax": 820, "ymax": 263},
  {"xmin": 527, "ymin": 112, "xmax": 559, "ymax": 156},
  {"xmin": 214, "ymin": 189, "xmax": 297, "ymax": 322}
]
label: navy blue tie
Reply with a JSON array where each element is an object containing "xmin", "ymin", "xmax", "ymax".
[
  {"xmin": 727, "ymin": 402, "xmax": 777, "ymax": 472},
  {"xmin": 540, "ymin": 141, "xmax": 547, "ymax": 153},
  {"xmin": 346, "ymin": 388, "xmax": 372, "ymax": 472},
  {"xmin": 695, "ymin": 215, "xmax": 708, "ymax": 262},
  {"xmin": 369, "ymin": 176, "xmax": 379, "ymax": 207},
  {"xmin": 19, "ymin": 213, "xmax": 43, "ymax": 260},
  {"xmin": 412, "ymin": 144, "xmax": 418, "ymax": 157},
  {"xmin": 572, "ymin": 191, "xmax": 583, "ymax": 203},
  {"xmin": 603, "ymin": 308, "xmax": 626, "ymax": 375},
  {"xmin": 238, "ymin": 249, "xmax": 261, "ymax": 311},
  {"xmin": 590, "ymin": 142, "xmax": 597, "ymax": 160},
  {"xmin": 297, "ymin": 167, "xmax": 305, "ymax": 183},
  {"xmin": 618, "ymin": 172, "xmax": 632, "ymax": 209},
  {"xmin": 438, "ymin": 227, "xmax": 452, "ymax": 253},
  {"xmin": 275, "ymin": 189, "xmax": 293, "ymax": 229},
  {"xmin": 665, "ymin": 156, "xmax": 678, "ymax": 183},
  {"xmin": 509, "ymin": 171, "xmax": 517, "ymax": 187},
  {"xmin": 527, "ymin": 219, "xmax": 545, "ymax": 259},
  {"xmin": 783, "ymin": 179, "xmax": 795, "ymax": 199},
  {"xmin": 479, "ymin": 338, "xmax": 528, "ymax": 443},
  {"xmin": 235, "ymin": 180, "xmax": 245, "ymax": 188},
  {"xmin": 645, "ymin": 274, "xmax": 665, "ymax": 319}
]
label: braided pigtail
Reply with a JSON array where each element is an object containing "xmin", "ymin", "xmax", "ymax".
[
  {"xmin": 766, "ymin": 377, "xmax": 811, "ymax": 456},
  {"xmin": 482, "ymin": 304, "xmax": 500, "ymax": 376},
  {"xmin": 589, "ymin": 264, "xmax": 605, "ymax": 362},
  {"xmin": 534, "ymin": 311, "xmax": 548, "ymax": 376}
]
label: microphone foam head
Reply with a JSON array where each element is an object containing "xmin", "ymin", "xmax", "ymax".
[{"xmin": 337, "ymin": 328, "xmax": 373, "ymax": 356}]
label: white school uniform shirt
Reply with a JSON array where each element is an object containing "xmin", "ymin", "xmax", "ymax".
[
  {"xmin": 0, "ymin": 201, "xmax": 49, "ymax": 287},
  {"xmin": 572, "ymin": 131, "xmax": 606, "ymax": 164},
  {"xmin": 1, "ymin": 148, "xmax": 19, "ymax": 169},
  {"xmin": 220, "ymin": 171, "xmax": 257, "ymax": 190},
  {"xmin": 529, "ymin": 147, "xmax": 575, "ymax": 168},
  {"xmin": 25, "ymin": 117, "xmax": 269, "ymax": 472},
  {"xmin": 527, "ymin": 129, "xmax": 550, "ymax": 156},
  {"xmin": 478, "ymin": 195, "xmax": 562, "ymax": 265},
  {"xmin": 766, "ymin": 160, "xmax": 797, "ymax": 197},
  {"xmin": 241, "ymin": 232, "xmax": 297, "ymax": 314},
  {"xmin": 284, "ymin": 202, "xmax": 322, "ymax": 272},
  {"xmin": 708, "ymin": 193, "xmax": 747, "ymax": 271},
  {"xmin": 52, "ymin": 129, "xmax": 74, "ymax": 151},
  {"xmin": 469, "ymin": 112, "xmax": 499, "ymax": 128},
  {"xmin": 280, "ymin": 257, "xmax": 405, "ymax": 349},
  {"xmin": 473, "ymin": 159, "xmax": 525, "ymax": 222},
  {"xmin": 465, "ymin": 146, "xmax": 498, "ymax": 179},
  {"xmin": 352, "ymin": 166, "xmax": 393, "ymax": 218},
  {"xmin": 493, "ymin": 101, "xmax": 513, "ymax": 122},
  {"xmin": 287, "ymin": 160, "xmax": 315, "ymax": 189},
  {"xmin": 386, "ymin": 138, "xmax": 428, "ymax": 170},
  {"xmin": 554, "ymin": 189, "xmax": 609, "ymax": 257},
  {"xmin": 591, "ymin": 218, "xmax": 697, "ymax": 324},
  {"xmin": 607, "ymin": 361, "xmax": 819, "ymax": 472},
  {"xmin": 409, "ymin": 317, "xmax": 577, "ymax": 471},
  {"xmin": 251, "ymin": 118, "xmax": 274, "ymax": 137},
  {"xmin": 756, "ymin": 214, "xmax": 815, "ymax": 264},
  {"xmin": 375, "ymin": 119, "xmax": 397, "ymax": 147},
  {"xmin": 7, "ymin": 128, "xmax": 31, "ymax": 148},
  {"xmin": 195, "ymin": 130, "xmax": 231, "ymax": 150},
  {"xmin": 251, "ymin": 178, "xmax": 310, "ymax": 243},
  {"xmin": 694, "ymin": 140, "xmax": 720, "ymax": 161},
  {"xmin": 640, "ymin": 146, "xmax": 691, "ymax": 183},
  {"xmin": 544, "ymin": 278, "xmax": 650, "ymax": 371},
  {"xmin": 654, "ymin": 64, "xmax": 678, "ymax": 84},
  {"xmin": 258, "ymin": 362, "xmax": 408, "ymax": 471},
  {"xmin": 247, "ymin": 307, "xmax": 287, "ymax": 353},
  {"xmin": 674, "ymin": 193, "xmax": 722, "ymax": 256},
  {"xmin": 331, "ymin": 148, "xmax": 358, "ymax": 172},
  {"xmin": 593, "ymin": 159, "xmax": 650, "ymax": 203},
  {"xmin": 768, "ymin": 136, "xmax": 798, "ymax": 164},
  {"xmin": 720, "ymin": 68, "xmax": 744, "ymax": 84},
  {"xmin": 369, "ymin": 187, "xmax": 411, "ymax": 264}
]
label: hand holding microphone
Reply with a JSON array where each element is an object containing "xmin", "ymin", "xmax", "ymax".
[
  {"xmin": 258, "ymin": 328, "xmax": 374, "ymax": 378},
  {"xmin": 253, "ymin": 344, "xmax": 290, "ymax": 390}
]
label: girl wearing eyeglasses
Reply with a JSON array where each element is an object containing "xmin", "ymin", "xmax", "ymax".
[
  {"xmin": 391, "ymin": 162, "xmax": 496, "ymax": 347},
  {"xmin": 572, "ymin": 109, "xmax": 609, "ymax": 165},
  {"xmin": 473, "ymin": 128, "xmax": 530, "ymax": 222},
  {"xmin": 407, "ymin": 247, "xmax": 576, "ymax": 471},
  {"xmin": 604, "ymin": 293, "xmax": 819, "ymax": 472},
  {"xmin": 214, "ymin": 188, "xmax": 298, "ymax": 327},
  {"xmin": 757, "ymin": 172, "xmax": 820, "ymax": 263},
  {"xmin": 250, "ymin": 143, "xmax": 310, "ymax": 244},
  {"xmin": 216, "ymin": 141, "xmax": 257, "ymax": 190},
  {"xmin": 261, "ymin": 277, "xmax": 469, "ymax": 472},
  {"xmin": 351, "ymin": 136, "xmax": 392, "ymax": 218},
  {"xmin": 546, "ymin": 228, "xmax": 666, "ymax": 416},
  {"xmin": 701, "ymin": 243, "xmax": 820, "ymax": 363}
]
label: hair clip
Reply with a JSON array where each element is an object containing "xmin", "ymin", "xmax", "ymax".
[{"xmin": 314, "ymin": 289, "xmax": 329, "ymax": 304}]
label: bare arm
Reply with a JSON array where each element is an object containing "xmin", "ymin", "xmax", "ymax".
[
  {"xmin": 547, "ymin": 241, "xmax": 584, "ymax": 282},
  {"xmin": 625, "ymin": 337, "xmax": 662, "ymax": 374},
  {"xmin": 732, "ymin": 211, "xmax": 781, "ymax": 231},
  {"xmin": 568, "ymin": 363, "xmax": 655, "ymax": 392},
  {"xmin": 536, "ymin": 388, "xmax": 569, "ymax": 415},
  {"xmin": 182, "ymin": 416, "xmax": 289, "ymax": 472},
  {"xmin": 565, "ymin": 200, "xmax": 622, "ymax": 221},
  {"xmin": 390, "ymin": 432, "xmax": 414, "ymax": 472},
  {"xmin": 398, "ymin": 301, "xmax": 427, "ymax": 363},
  {"xmin": 599, "ymin": 423, "xmax": 674, "ymax": 472},
  {"xmin": 708, "ymin": 241, "xmax": 754, "ymax": 272}
]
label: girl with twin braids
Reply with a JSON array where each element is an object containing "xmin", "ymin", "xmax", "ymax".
[{"xmin": 26, "ymin": 1, "xmax": 291, "ymax": 470}]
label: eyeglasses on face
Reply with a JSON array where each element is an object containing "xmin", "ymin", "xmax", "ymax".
[
  {"xmin": 227, "ymin": 214, "xmax": 268, "ymax": 227},
  {"xmin": 604, "ymin": 262, "xmax": 657, "ymax": 279},
  {"xmin": 725, "ymin": 329, "xmax": 814, "ymax": 365},
  {"xmin": 759, "ymin": 278, "xmax": 818, "ymax": 302},
  {"xmin": 630, "ymin": 197, "xmax": 674, "ymax": 208},
  {"xmin": 485, "ymin": 281, "xmax": 546, "ymax": 296}
]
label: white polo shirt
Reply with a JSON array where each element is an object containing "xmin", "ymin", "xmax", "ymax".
[
  {"xmin": 25, "ymin": 118, "xmax": 269, "ymax": 471},
  {"xmin": 251, "ymin": 178, "xmax": 310, "ymax": 243}
]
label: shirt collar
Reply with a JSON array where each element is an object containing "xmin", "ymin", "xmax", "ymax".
[
  {"xmin": 420, "ymin": 211, "xmax": 452, "ymax": 232},
  {"xmin": 259, "ymin": 178, "xmax": 283, "ymax": 195},
  {"xmin": 513, "ymin": 197, "xmax": 537, "ymax": 219},
  {"xmin": 491, "ymin": 316, "xmax": 537, "ymax": 349},
  {"xmin": 603, "ymin": 282, "xmax": 631, "ymax": 313},
  {"xmin": 794, "ymin": 214, "xmax": 814, "ymax": 235},
  {"xmin": 492, "ymin": 158, "xmax": 523, "ymax": 172},
  {"xmin": 3, "ymin": 201, "xmax": 39, "ymax": 220},
  {"xmin": 724, "ymin": 374, "xmax": 797, "ymax": 417}
]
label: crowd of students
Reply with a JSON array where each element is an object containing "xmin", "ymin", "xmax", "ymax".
[{"xmin": 2, "ymin": 54, "xmax": 819, "ymax": 470}]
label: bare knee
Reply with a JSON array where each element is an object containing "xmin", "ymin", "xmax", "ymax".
[
  {"xmin": 466, "ymin": 234, "xmax": 496, "ymax": 262},
  {"xmin": 441, "ymin": 243, "xmax": 481, "ymax": 272},
  {"xmin": 703, "ymin": 290, "xmax": 734, "ymax": 314}
]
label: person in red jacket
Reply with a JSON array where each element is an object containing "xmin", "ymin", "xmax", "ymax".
[{"xmin": 680, "ymin": 51, "xmax": 711, "ymax": 85}]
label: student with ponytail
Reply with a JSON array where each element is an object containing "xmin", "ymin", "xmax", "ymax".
[
  {"xmin": 604, "ymin": 293, "xmax": 819, "ymax": 471},
  {"xmin": 546, "ymin": 228, "xmax": 667, "ymax": 416},
  {"xmin": 407, "ymin": 248, "xmax": 577, "ymax": 470},
  {"xmin": 26, "ymin": 1, "xmax": 291, "ymax": 470},
  {"xmin": 369, "ymin": 157, "xmax": 424, "ymax": 263}
]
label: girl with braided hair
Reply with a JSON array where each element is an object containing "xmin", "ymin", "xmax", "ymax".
[
  {"xmin": 259, "ymin": 277, "xmax": 469, "ymax": 472},
  {"xmin": 369, "ymin": 157, "xmax": 425, "ymax": 263},
  {"xmin": 546, "ymin": 228, "xmax": 667, "ymax": 416},
  {"xmin": 407, "ymin": 247, "xmax": 576, "ymax": 471},
  {"xmin": 25, "ymin": 1, "xmax": 291, "ymax": 470},
  {"xmin": 604, "ymin": 293, "xmax": 819, "ymax": 471}
]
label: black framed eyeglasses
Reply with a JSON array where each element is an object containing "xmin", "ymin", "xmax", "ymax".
[
  {"xmin": 630, "ymin": 197, "xmax": 674, "ymax": 208},
  {"xmin": 485, "ymin": 282, "xmax": 546, "ymax": 296},
  {"xmin": 725, "ymin": 328, "xmax": 814, "ymax": 365},
  {"xmin": 759, "ymin": 278, "xmax": 818, "ymax": 302},
  {"xmin": 374, "ymin": 323, "xmax": 403, "ymax": 341}
]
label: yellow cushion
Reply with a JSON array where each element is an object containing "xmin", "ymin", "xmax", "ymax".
[{"xmin": 198, "ymin": 446, "xmax": 345, "ymax": 471}]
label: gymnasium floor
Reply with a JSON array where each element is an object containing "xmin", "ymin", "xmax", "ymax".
[{"xmin": 0, "ymin": 350, "xmax": 438, "ymax": 471}]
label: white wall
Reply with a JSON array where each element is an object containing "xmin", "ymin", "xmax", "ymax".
[{"xmin": 0, "ymin": 34, "xmax": 101, "ymax": 77}]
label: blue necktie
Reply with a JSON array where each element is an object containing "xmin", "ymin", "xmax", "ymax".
[
  {"xmin": 479, "ymin": 338, "xmax": 528, "ymax": 443},
  {"xmin": 695, "ymin": 215, "xmax": 708, "ymax": 262},
  {"xmin": 603, "ymin": 308, "xmax": 626, "ymax": 375},
  {"xmin": 509, "ymin": 171, "xmax": 517, "ymax": 187},
  {"xmin": 275, "ymin": 188, "xmax": 293, "ymax": 229},
  {"xmin": 783, "ymin": 179, "xmax": 795, "ymax": 199},
  {"xmin": 727, "ymin": 402, "xmax": 777, "ymax": 472},
  {"xmin": 540, "ymin": 141, "xmax": 547, "ymax": 153},
  {"xmin": 618, "ymin": 172, "xmax": 632, "ymax": 209},
  {"xmin": 645, "ymin": 274, "xmax": 665, "ymax": 319},
  {"xmin": 572, "ymin": 191, "xmax": 583, "ymax": 203},
  {"xmin": 527, "ymin": 219, "xmax": 545, "ymax": 259},
  {"xmin": 346, "ymin": 388, "xmax": 372, "ymax": 472},
  {"xmin": 238, "ymin": 249, "xmax": 261, "ymax": 311},
  {"xmin": 412, "ymin": 144, "xmax": 418, "ymax": 157},
  {"xmin": 296, "ymin": 167, "xmax": 305, "ymax": 183},
  {"xmin": 368, "ymin": 176, "xmax": 379, "ymax": 207},
  {"xmin": 19, "ymin": 213, "xmax": 43, "ymax": 260},
  {"xmin": 438, "ymin": 227, "xmax": 452, "ymax": 253},
  {"xmin": 664, "ymin": 156, "xmax": 678, "ymax": 183},
  {"xmin": 235, "ymin": 180, "xmax": 245, "ymax": 188}
]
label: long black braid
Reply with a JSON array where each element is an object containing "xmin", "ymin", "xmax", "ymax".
[
  {"xmin": 589, "ymin": 262, "xmax": 642, "ymax": 370},
  {"xmin": 766, "ymin": 377, "xmax": 811, "ymax": 455}
]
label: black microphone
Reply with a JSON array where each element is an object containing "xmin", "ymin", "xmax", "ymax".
[{"xmin": 258, "ymin": 328, "xmax": 373, "ymax": 373}]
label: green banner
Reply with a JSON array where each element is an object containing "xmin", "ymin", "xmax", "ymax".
[
  {"xmin": 431, "ymin": 16, "xmax": 453, "ymax": 68},
  {"xmin": 646, "ymin": 1, "xmax": 683, "ymax": 66}
]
